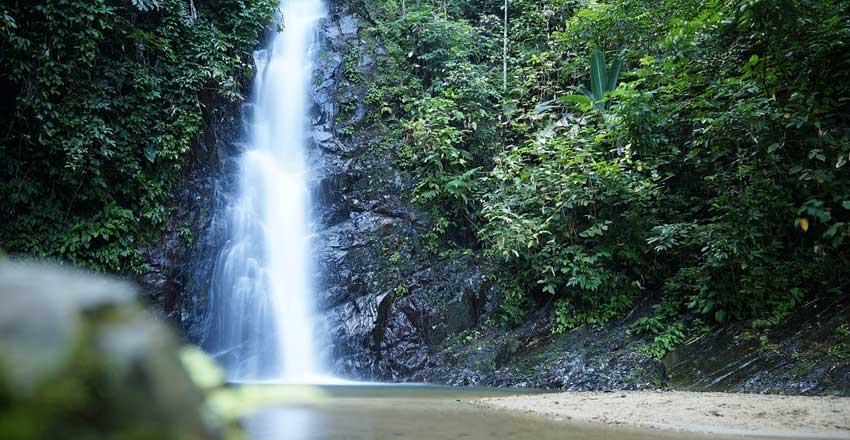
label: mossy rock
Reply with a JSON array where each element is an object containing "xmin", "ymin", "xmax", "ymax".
[{"xmin": 0, "ymin": 263, "xmax": 221, "ymax": 440}]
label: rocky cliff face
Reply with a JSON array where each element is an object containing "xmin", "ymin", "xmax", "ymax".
[
  {"xmin": 135, "ymin": 92, "xmax": 244, "ymax": 334},
  {"xmin": 300, "ymin": 0, "xmax": 666, "ymax": 389},
  {"xmin": 309, "ymin": 1, "xmax": 493, "ymax": 381},
  {"xmin": 137, "ymin": 0, "xmax": 849, "ymax": 396},
  {"xmin": 665, "ymin": 296, "xmax": 850, "ymax": 396}
]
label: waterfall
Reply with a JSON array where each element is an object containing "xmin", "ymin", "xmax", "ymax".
[{"xmin": 202, "ymin": 0, "xmax": 326, "ymax": 382}]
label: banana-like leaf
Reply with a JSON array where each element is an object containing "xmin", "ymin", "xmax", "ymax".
[
  {"xmin": 532, "ymin": 99, "xmax": 558, "ymax": 117},
  {"xmin": 131, "ymin": 0, "xmax": 163, "ymax": 11},
  {"xmin": 574, "ymin": 85, "xmax": 595, "ymax": 101},
  {"xmin": 590, "ymin": 49, "xmax": 608, "ymax": 102},
  {"xmin": 607, "ymin": 56, "xmax": 623, "ymax": 92},
  {"xmin": 559, "ymin": 95, "xmax": 593, "ymax": 106}
]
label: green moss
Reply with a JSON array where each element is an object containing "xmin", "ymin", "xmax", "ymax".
[
  {"xmin": 177, "ymin": 225, "xmax": 194, "ymax": 245},
  {"xmin": 0, "ymin": 323, "xmax": 131, "ymax": 439},
  {"xmin": 391, "ymin": 284, "xmax": 410, "ymax": 300},
  {"xmin": 791, "ymin": 359, "xmax": 815, "ymax": 379},
  {"xmin": 343, "ymin": 46, "xmax": 365, "ymax": 85},
  {"xmin": 336, "ymin": 100, "xmax": 357, "ymax": 124},
  {"xmin": 829, "ymin": 324, "xmax": 850, "ymax": 359}
]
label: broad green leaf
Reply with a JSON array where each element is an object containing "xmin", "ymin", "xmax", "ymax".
[
  {"xmin": 607, "ymin": 57, "xmax": 623, "ymax": 92},
  {"xmin": 590, "ymin": 49, "xmax": 607, "ymax": 102},
  {"xmin": 531, "ymin": 100, "xmax": 557, "ymax": 117},
  {"xmin": 824, "ymin": 222, "xmax": 844, "ymax": 239},
  {"xmin": 559, "ymin": 94, "xmax": 593, "ymax": 106},
  {"xmin": 131, "ymin": 0, "xmax": 163, "ymax": 11},
  {"xmin": 144, "ymin": 145, "xmax": 157, "ymax": 162}
]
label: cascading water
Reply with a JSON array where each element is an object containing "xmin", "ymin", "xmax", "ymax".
[{"xmin": 203, "ymin": 0, "xmax": 326, "ymax": 382}]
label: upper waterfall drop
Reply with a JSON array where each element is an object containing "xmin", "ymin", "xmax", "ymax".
[{"xmin": 202, "ymin": 0, "xmax": 327, "ymax": 383}]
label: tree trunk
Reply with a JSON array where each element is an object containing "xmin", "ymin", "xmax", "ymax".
[{"xmin": 503, "ymin": 0, "xmax": 508, "ymax": 91}]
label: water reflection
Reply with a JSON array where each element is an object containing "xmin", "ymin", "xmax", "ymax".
[
  {"xmin": 242, "ymin": 385, "xmax": 781, "ymax": 440},
  {"xmin": 247, "ymin": 407, "xmax": 320, "ymax": 440}
]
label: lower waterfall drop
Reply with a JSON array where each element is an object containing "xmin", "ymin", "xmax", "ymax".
[{"xmin": 202, "ymin": 0, "xmax": 327, "ymax": 383}]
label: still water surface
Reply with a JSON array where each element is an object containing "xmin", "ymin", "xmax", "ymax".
[{"xmin": 244, "ymin": 385, "xmax": 782, "ymax": 440}]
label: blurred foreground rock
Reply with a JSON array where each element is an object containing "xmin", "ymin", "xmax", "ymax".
[{"xmin": 0, "ymin": 263, "xmax": 220, "ymax": 440}]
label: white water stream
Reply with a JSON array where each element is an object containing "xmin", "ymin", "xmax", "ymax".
[{"xmin": 204, "ymin": 0, "xmax": 326, "ymax": 383}]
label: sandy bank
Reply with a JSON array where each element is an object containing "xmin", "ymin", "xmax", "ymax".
[{"xmin": 476, "ymin": 391, "xmax": 850, "ymax": 439}]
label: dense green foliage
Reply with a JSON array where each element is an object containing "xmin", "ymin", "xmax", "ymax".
[
  {"xmin": 359, "ymin": 0, "xmax": 850, "ymax": 351},
  {"xmin": 0, "ymin": 0, "xmax": 277, "ymax": 272}
]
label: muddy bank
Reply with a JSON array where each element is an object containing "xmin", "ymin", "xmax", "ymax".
[{"xmin": 477, "ymin": 391, "xmax": 850, "ymax": 439}]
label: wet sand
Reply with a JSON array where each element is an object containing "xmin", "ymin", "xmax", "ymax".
[
  {"xmin": 243, "ymin": 384, "xmax": 805, "ymax": 440},
  {"xmin": 476, "ymin": 391, "xmax": 850, "ymax": 439}
]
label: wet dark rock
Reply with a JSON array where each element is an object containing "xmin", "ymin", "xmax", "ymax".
[
  {"xmin": 406, "ymin": 302, "xmax": 668, "ymax": 390},
  {"xmin": 303, "ymin": 0, "xmax": 670, "ymax": 390},
  {"xmin": 135, "ymin": 92, "xmax": 244, "ymax": 337},
  {"xmin": 665, "ymin": 296, "xmax": 850, "ymax": 396}
]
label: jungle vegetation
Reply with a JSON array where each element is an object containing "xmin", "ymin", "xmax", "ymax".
[
  {"xmin": 0, "ymin": 0, "xmax": 278, "ymax": 272},
  {"xmin": 356, "ymin": 0, "xmax": 850, "ymax": 351}
]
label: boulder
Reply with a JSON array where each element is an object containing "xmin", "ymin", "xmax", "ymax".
[{"xmin": 0, "ymin": 263, "xmax": 220, "ymax": 440}]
